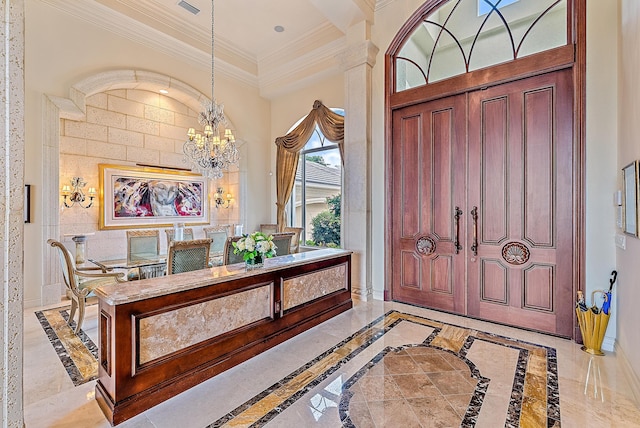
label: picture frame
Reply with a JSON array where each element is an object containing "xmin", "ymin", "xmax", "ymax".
[
  {"xmin": 622, "ymin": 161, "xmax": 638, "ymax": 236},
  {"xmin": 99, "ymin": 164, "xmax": 209, "ymax": 230}
]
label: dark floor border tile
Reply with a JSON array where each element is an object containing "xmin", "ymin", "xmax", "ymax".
[{"xmin": 34, "ymin": 309, "xmax": 98, "ymax": 387}]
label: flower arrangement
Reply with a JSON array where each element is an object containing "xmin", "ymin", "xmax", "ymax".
[{"xmin": 232, "ymin": 232, "xmax": 277, "ymax": 266}]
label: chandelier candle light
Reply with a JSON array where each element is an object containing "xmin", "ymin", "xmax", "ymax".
[
  {"xmin": 61, "ymin": 177, "xmax": 96, "ymax": 209},
  {"xmin": 183, "ymin": 0, "xmax": 239, "ymax": 180}
]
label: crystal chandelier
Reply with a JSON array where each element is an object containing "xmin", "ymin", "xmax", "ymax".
[{"xmin": 183, "ymin": 0, "xmax": 239, "ymax": 180}]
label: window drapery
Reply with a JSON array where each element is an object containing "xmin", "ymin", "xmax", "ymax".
[{"xmin": 274, "ymin": 100, "xmax": 344, "ymax": 232}]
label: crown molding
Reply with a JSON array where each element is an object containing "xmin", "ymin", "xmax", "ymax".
[
  {"xmin": 375, "ymin": 0, "xmax": 395, "ymax": 11},
  {"xmin": 41, "ymin": 0, "xmax": 259, "ymax": 88},
  {"xmin": 259, "ymin": 36, "xmax": 346, "ymax": 99},
  {"xmin": 258, "ymin": 22, "xmax": 344, "ymax": 66},
  {"xmin": 41, "ymin": 0, "xmax": 361, "ymax": 98},
  {"xmin": 94, "ymin": 0, "xmax": 257, "ymax": 67},
  {"xmin": 361, "ymin": 0, "xmax": 377, "ymax": 13}
]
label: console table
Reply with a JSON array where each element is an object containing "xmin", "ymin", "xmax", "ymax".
[{"xmin": 93, "ymin": 249, "xmax": 352, "ymax": 425}]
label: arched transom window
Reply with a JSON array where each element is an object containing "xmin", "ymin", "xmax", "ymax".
[{"xmin": 395, "ymin": 0, "xmax": 568, "ymax": 92}]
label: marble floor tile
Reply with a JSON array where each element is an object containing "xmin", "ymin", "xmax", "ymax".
[{"xmin": 23, "ymin": 299, "xmax": 640, "ymax": 427}]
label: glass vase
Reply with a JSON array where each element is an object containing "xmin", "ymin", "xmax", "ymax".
[{"xmin": 245, "ymin": 254, "xmax": 263, "ymax": 270}]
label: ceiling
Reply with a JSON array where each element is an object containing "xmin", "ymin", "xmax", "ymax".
[{"xmin": 44, "ymin": 0, "xmax": 380, "ymax": 98}]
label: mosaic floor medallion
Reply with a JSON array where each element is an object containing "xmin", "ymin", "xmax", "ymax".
[{"xmin": 339, "ymin": 345, "xmax": 488, "ymax": 427}]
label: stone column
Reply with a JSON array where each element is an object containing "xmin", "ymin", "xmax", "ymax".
[
  {"xmin": 0, "ymin": 0, "xmax": 25, "ymax": 426},
  {"xmin": 336, "ymin": 27, "xmax": 379, "ymax": 301}
]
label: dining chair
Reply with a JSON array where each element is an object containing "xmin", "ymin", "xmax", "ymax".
[
  {"xmin": 126, "ymin": 230, "xmax": 165, "ymax": 279},
  {"xmin": 283, "ymin": 227, "xmax": 303, "ymax": 253},
  {"xmin": 271, "ymin": 232, "xmax": 295, "ymax": 257},
  {"xmin": 127, "ymin": 230, "xmax": 160, "ymax": 263},
  {"xmin": 203, "ymin": 225, "xmax": 229, "ymax": 266},
  {"xmin": 167, "ymin": 238, "xmax": 212, "ymax": 275},
  {"xmin": 164, "ymin": 227, "xmax": 194, "ymax": 247},
  {"xmin": 223, "ymin": 236, "xmax": 245, "ymax": 265},
  {"xmin": 211, "ymin": 224, "xmax": 232, "ymax": 235},
  {"xmin": 48, "ymin": 239, "xmax": 126, "ymax": 334},
  {"xmin": 259, "ymin": 223, "xmax": 278, "ymax": 235}
]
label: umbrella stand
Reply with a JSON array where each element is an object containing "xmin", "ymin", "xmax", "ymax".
[{"xmin": 576, "ymin": 290, "xmax": 610, "ymax": 356}]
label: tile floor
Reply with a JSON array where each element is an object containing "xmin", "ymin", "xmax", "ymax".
[{"xmin": 24, "ymin": 299, "xmax": 640, "ymax": 427}]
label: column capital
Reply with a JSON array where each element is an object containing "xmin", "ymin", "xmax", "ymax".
[{"xmin": 336, "ymin": 40, "xmax": 379, "ymax": 71}]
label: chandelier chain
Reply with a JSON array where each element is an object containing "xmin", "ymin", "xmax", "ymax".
[
  {"xmin": 182, "ymin": 0, "xmax": 239, "ymax": 180},
  {"xmin": 211, "ymin": 0, "xmax": 216, "ymax": 102}
]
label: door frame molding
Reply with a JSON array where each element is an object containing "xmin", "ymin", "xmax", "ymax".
[{"xmin": 384, "ymin": 0, "xmax": 586, "ymax": 340}]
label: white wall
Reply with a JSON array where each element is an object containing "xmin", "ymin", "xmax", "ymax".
[
  {"xmin": 584, "ymin": 0, "xmax": 620, "ymax": 349},
  {"xmin": 617, "ymin": 0, "xmax": 640, "ymax": 399},
  {"xmin": 24, "ymin": 1, "xmax": 270, "ymax": 307}
]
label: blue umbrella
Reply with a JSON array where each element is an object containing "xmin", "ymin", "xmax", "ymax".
[{"xmin": 601, "ymin": 270, "xmax": 617, "ymax": 315}]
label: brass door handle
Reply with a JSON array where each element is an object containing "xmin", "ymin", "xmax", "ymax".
[
  {"xmin": 471, "ymin": 206, "xmax": 478, "ymax": 257},
  {"xmin": 454, "ymin": 206, "xmax": 463, "ymax": 254}
]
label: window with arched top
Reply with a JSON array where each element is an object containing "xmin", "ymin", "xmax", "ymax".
[
  {"xmin": 395, "ymin": 0, "xmax": 569, "ymax": 92},
  {"xmin": 286, "ymin": 108, "xmax": 344, "ymax": 248}
]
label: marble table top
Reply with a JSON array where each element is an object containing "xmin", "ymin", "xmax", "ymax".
[{"xmin": 95, "ymin": 248, "xmax": 352, "ymax": 305}]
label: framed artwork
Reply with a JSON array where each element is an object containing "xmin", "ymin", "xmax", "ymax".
[
  {"xmin": 622, "ymin": 161, "xmax": 638, "ymax": 236},
  {"xmin": 99, "ymin": 164, "xmax": 209, "ymax": 230}
]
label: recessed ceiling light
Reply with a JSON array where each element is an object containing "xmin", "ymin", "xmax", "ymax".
[
  {"xmin": 159, "ymin": 89, "xmax": 169, "ymax": 94},
  {"xmin": 274, "ymin": 25, "xmax": 285, "ymax": 33}
]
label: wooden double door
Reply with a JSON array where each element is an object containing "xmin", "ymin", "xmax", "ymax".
[{"xmin": 390, "ymin": 70, "xmax": 574, "ymax": 337}]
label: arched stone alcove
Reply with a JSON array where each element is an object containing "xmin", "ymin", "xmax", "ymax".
[{"xmin": 42, "ymin": 69, "xmax": 246, "ymax": 304}]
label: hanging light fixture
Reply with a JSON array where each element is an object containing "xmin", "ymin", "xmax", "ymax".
[{"xmin": 183, "ymin": 0, "xmax": 239, "ymax": 180}]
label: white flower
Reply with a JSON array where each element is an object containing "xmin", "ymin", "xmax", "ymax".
[
  {"xmin": 245, "ymin": 237, "xmax": 255, "ymax": 252},
  {"xmin": 270, "ymin": 241, "xmax": 277, "ymax": 251},
  {"xmin": 257, "ymin": 241, "xmax": 270, "ymax": 253},
  {"xmin": 236, "ymin": 240, "xmax": 245, "ymax": 251}
]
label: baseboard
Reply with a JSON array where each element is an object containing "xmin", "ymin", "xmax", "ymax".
[
  {"xmin": 602, "ymin": 335, "xmax": 616, "ymax": 352},
  {"xmin": 351, "ymin": 287, "xmax": 372, "ymax": 302},
  {"xmin": 23, "ymin": 297, "xmax": 43, "ymax": 309},
  {"xmin": 615, "ymin": 342, "xmax": 640, "ymax": 408},
  {"xmin": 372, "ymin": 289, "xmax": 384, "ymax": 301},
  {"xmin": 42, "ymin": 283, "xmax": 63, "ymax": 306}
]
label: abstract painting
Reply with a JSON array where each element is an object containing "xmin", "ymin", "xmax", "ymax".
[{"xmin": 99, "ymin": 164, "xmax": 209, "ymax": 230}]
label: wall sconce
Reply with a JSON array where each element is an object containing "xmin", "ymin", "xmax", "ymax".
[
  {"xmin": 61, "ymin": 177, "xmax": 95, "ymax": 209},
  {"xmin": 214, "ymin": 187, "xmax": 232, "ymax": 209}
]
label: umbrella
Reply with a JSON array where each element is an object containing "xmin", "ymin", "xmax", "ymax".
[{"xmin": 601, "ymin": 270, "xmax": 617, "ymax": 315}]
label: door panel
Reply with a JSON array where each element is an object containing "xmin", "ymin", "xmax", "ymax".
[
  {"xmin": 480, "ymin": 97, "xmax": 509, "ymax": 244},
  {"xmin": 480, "ymin": 259, "xmax": 508, "ymax": 304},
  {"xmin": 391, "ymin": 95, "xmax": 467, "ymax": 313},
  {"xmin": 467, "ymin": 70, "xmax": 574, "ymax": 337}
]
